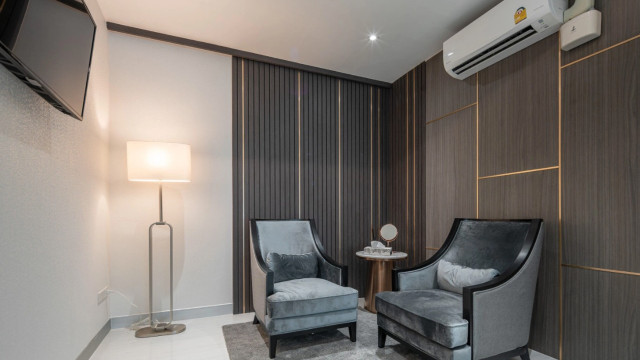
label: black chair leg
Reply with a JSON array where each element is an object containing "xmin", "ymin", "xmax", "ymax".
[
  {"xmin": 269, "ymin": 337, "xmax": 277, "ymax": 359},
  {"xmin": 378, "ymin": 327, "xmax": 387, "ymax": 348},
  {"xmin": 520, "ymin": 347, "xmax": 531, "ymax": 360},
  {"xmin": 253, "ymin": 315, "xmax": 259, "ymax": 324},
  {"xmin": 348, "ymin": 323, "xmax": 357, "ymax": 342}
]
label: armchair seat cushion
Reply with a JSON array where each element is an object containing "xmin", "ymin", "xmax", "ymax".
[
  {"xmin": 267, "ymin": 278, "xmax": 358, "ymax": 319},
  {"xmin": 375, "ymin": 290, "xmax": 468, "ymax": 348}
]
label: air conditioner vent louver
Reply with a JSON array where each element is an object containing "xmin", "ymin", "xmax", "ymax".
[{"xmin": 452, "ymin": 26, "xmax": 536, "ymax": 75}]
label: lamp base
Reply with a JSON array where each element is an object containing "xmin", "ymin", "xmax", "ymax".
[{"xmin": 135, "ymin": 324, "xmax": 186, "ymax": 338}]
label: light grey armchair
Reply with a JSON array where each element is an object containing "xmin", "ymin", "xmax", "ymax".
[
  {"xmin": 376, "ymin": 218, "xmax": 544, "ymax": 360},
  {"xmin": 250, "ymin": 219, "xmax": 358, "ymax": 358}
]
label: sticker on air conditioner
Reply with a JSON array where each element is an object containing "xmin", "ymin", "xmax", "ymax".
[{"xmin": 514, "ymin": 7, "xmax": 527, "ymax": 24}]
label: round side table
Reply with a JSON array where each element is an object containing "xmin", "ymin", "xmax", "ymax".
[{"xmin": 356, "ymin": 251, "xmax": 408, "ymax": 313}]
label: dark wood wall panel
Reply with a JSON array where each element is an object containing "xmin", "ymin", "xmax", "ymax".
[
  {"xmin": 562, "ymin": 267, "xmax": 640, "ymax": 359},
  {"xmin": 382, "ymin": 75, "xmax": 410, "ymax": 268},
  {"xmin": 424, "ymin": 107, "xmax": 477, "ymax": 249},
  {"xmin": 341, "ymin": 80, "xmax": 374, "ymax": 294},
  {"xmin": 232, "ymin": 58, "xmax": 388, "ymax": 312},
  {"xmin": 478, "ymin": 170, "xmax": 560, "ymax": 358},
  {"xmin": 478, "ymin": 35, "xmax": 558, "ymax": 177},
  {"xmin": 232, "ymin": 59, "xmax": 299, "ymax": 313},
  {"xmin": 425, "ymin": 52, "xmax": 476, "ymax": 121},
  {"xmin": 561, "ymin": 38, "xmax": 640, "ymax": 273},
  {"xmin": 300, "ymin": 72, "xmax": 340, "ymax": 262},
  {"xmin": 562, "ymin": 0, "xmax": 640, "ymax": 65},
  {"xmin": 413, "ymin": 63, "xmax": 428, "ymax": 263}
]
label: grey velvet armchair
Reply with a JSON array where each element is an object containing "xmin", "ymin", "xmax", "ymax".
[
  {"xmin": 376, "ymin": 218, "xmax": 544, "ymax": 360},
  {"xmin": 249, "ymin": 219, "xmax": 358, "ymax": 358}
]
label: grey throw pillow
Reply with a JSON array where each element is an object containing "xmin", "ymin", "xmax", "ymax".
[
  {"xmin": 437, "ymin": 259, "xmax": 499, "ymax": 295},
  {"xmin": 266, "ymin": 252, "xmax": 318, "ymax": 283}
]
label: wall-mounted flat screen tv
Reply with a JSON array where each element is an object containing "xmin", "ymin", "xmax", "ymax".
[{"xmin": 0, "ymin": 0, "xmax": 96, "ymax": 120}]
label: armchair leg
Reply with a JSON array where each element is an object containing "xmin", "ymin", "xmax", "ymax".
[
  {"xmin": 269, "ymin": 337, "xmax": 277, "ymax": 359},
  {"xmin": 377, "ymin": 327, "xmax": 387, "ymax": 348},
  {"xmin": 520, "ymin": 347, "xmax": 531, "ymax": 360},
  {"xmin": 253, "ymin": 315, "xmax": 259, "ymax": 325},
  {"xmin": 348, "ymin": 323, "xmax": 357, "ymax": 342}
]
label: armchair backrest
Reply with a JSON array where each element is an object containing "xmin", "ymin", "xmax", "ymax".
[
  {"xmin": 251, "ymin": 219, "xmax": 321, "ymax": 263},
  {"xmin": 441, "ymin": 220, "xmax": 534, "ymax": 273}
]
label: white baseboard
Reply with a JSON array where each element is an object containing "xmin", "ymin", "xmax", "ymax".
[
  {"xmin": 76, "ymin": 320, "xmax": 111, "ymax": 360},
  {"xmin": 110, "ymin": 303, "xmax": 233, "ymax": 329}
]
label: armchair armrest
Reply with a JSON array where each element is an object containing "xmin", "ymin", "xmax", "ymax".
[
  {"xmin": 318, "ymin": 257, "xmax": 348, "ymax": 286},
  {"xmin": 463, "ymin": 222, "xmax": 543, "ymax": 359},
  {"xmin": 250, "ymin": 234, "xmax": 274, "ymax": 323},
  {"xmin": 393, "ymin": 219, "xmax": 464, "ymax": 291},
  {"xmin": 310, "ymin": 220, "xmax": 348, "ymax": 286},
  {"xmin": 393, "ymin": 259, "xmax": 439, "ymax": 291}
]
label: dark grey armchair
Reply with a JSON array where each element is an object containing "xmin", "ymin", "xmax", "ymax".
[
  {"xmin": 376, "ymin": 218, "xmax": 544, "ymax": 360},
  {"xmin": 250, "ymin": 219, "xmax": 358, "ymax": 358}
]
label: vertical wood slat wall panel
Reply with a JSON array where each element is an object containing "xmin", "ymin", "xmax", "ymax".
[
  {"xmin": 382, "ymin": 76, "xmax": 409, "ymax": 268},
  {"xmin": 232, "ymin": 58, "xmax": 387, "ymax": 312},
  {"xmin": 382, "ymin": 67, "xmax": 429, "ymax": 269},
  {"xmin": 301, "ymin": 72, "xmax": 340, "ymax": 263},
  {"xmin": 341, "ymin": 80, "xmax": 373, "ymax": 294}
]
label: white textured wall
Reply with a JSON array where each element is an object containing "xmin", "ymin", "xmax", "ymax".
[
  {"xmin": 0, "ymin": 0, "xmax": 110, "ymax": 359},
  {"xmin": 107, "ymin": 32, "xmax": 233, "ymax": 318}
]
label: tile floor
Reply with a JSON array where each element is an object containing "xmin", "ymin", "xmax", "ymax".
[{"xmin": 90, "ymin": 312, "xmax": 556, "ymax": 360}]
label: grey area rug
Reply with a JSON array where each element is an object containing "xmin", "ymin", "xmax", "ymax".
[{"xmin": 223, "ymin": 308, "xmax": 425, "ymax": 359}]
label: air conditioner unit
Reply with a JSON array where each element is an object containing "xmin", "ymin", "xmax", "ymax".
[{"xmin": 443, "ymin": 0, "xmax": 567, "ymax": 80}]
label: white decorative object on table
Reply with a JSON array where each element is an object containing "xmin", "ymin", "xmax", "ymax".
[{"xmin": 364, "ymin": 241, "xmax": 392, "ymax": 255}]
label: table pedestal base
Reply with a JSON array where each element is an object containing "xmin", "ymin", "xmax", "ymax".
[{"xmin": 364, "ymin": 260, "xmax": 394, "ymax": 313}]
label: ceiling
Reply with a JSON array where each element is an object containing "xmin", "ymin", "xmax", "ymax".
[{"xmin": 96, "ymin": 0, "xmax": 502, "ymax": 84}]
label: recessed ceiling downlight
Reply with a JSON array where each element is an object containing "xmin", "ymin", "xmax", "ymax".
[{"xmin": 369, "ymin": 34, "xmax": 378, "ymax": 41}]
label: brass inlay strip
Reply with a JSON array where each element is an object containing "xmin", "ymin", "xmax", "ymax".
[
  {"xmin": 426, "ymin": 103, "xmax": 477, "ymax": 126},
  {"xmin": 476, "ymin": 73, "xmax": 479, "ymax": 218},
  {"xmin": 298, "ymin": 72, "xmax": 302, "ymax": 218},
  {"xmin": 561, "ymin": 33, "xmax": 640, "ymax": 69},
  {"xmin": 377, "ymin": 89, "xmax": 381, "ymax": 228},
  {"xmin": 370, "ymin": 87, "xmax": 374, "ymax": 239},
  {"xmin": 413, "ymin": 70, "xmax": 416, "ymax": 263},
  {"xmin": 557, "ymin": 37, "xmax": 563, "ymax": 360},
  {"xmin": 241, "ymin": 59, "xmax": 246, "ymax": 313},
  {"xmin": 338, "ymin": 80, "xmax": 342, "ymax": 263},
  {"xmin": 562, "ymin": 264, "xmax": 640, "ymax": 277},
  {"xmin": 406, "ymin": 75, "xmax": 409, "ymax": 254},
  {"xmin": 478, "ymin": 166, "xmax": 559, "ymax": 180}
]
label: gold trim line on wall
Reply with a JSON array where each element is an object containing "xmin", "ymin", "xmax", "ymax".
[
  {"xmin": 338, "ymin": 80, "xmax": 342, "ymax": 263},
  {"xmin": 478, "ymin": 166, "xmax": 559, "ymax": 180},
  {"xmin": 370, "ymin": 86, "xmax": 374, "ymax": 239},
  {"xmin": 405, "ymin": 74, "xmax": 409, "ymax": 257},
  {"xmin": 297, "ymin": 72, "xmax": 302, "ymax": 218},
  {"xmin": 562, "ymin": 264, "xmax": 640, "ymax": 277},
  {"xmin": 561, "ymin": 33, "xmax": 640, "ymax": 69},
  {"xmin": 426, "ymin": 102, "xmax": 477, "ymax": 126},
  {"xmin": 241, "ymin": 59, "xmax": 246, "ymax": 313},
  {"xmin": 557, "ymin": 36, "xmax": 563, "ymax": 360},
  {"xmin": 475, "ymin": 73, "xmax": 479, "ymax": 218},
  {"xmin": 377, "ymin": 89, "xmax": 381, "ymax": 228},
  {"xmin": 412, "ymin": 69, "xmax": 416, "ymax": 263}
]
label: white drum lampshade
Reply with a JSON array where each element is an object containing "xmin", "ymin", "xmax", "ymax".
[{"xmin": 127, "ymin": 141, "xmax": 191, "ymax": 182}]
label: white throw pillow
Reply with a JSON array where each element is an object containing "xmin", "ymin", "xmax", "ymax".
[{"xmin": 437, "ymin": 259, "xmax": 500, "ymax": 295}]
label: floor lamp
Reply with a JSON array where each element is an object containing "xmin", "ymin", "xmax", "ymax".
[{"xmin": 127, "ymin": 141, "xmax": 191, "ymax": 338}]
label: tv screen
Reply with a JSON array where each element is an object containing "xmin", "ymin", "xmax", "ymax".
[{"xmin": 0, "ymin": 0, "xmax": 96, "ymax": 120}]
